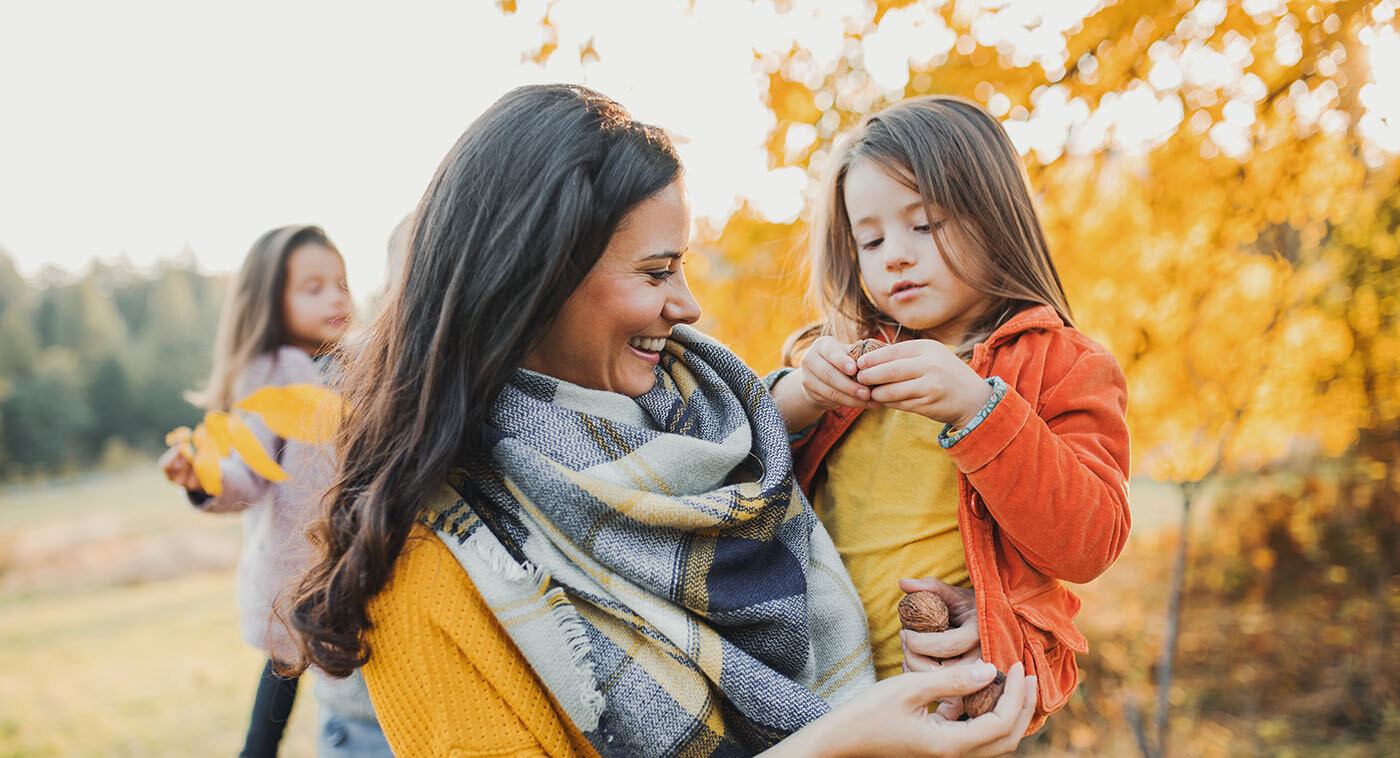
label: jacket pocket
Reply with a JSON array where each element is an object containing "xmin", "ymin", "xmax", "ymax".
[{"xmin": 1010, "ymin": 582, "xmax": 1089, "ymax": 714}]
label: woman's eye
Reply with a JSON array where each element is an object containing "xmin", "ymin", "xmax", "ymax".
[{"xmin": 646, "ymin": 269, "xmax": 675, "ymax": 281}]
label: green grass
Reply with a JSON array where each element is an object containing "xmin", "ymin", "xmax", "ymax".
[{"xmin": 0, "ymin": 465, "xmax": 319, "ymax": 757}]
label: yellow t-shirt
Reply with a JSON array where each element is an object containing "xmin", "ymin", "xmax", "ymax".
[{"xmin": 809, "ymin": 406, "xmax": 969, "ymax": 680}]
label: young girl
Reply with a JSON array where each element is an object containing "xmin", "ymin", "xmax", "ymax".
[
  {"xmin": 769, "ymin": 95, "xmax": 1131, "ymax": 733},
  {"xmin": 158, "ymin": 225, "xmax": 368, "ymax": 757}
]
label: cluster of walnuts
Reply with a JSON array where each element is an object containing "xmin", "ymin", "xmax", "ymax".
[{"xmin": 897, "ymin": 591, "xmax": 1006, "ymax": 718}]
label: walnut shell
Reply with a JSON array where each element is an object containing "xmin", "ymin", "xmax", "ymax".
[
  {"xmin": 897, "ymin": 591, "xmax": 950, "ymax": 634},
  {"xmin": 847, "ymin": 338, "xmax": 888, "ymax": 359},
  {"xmin": 963, "ymin": 670, "xmax": 1007, "ymax": 718}
]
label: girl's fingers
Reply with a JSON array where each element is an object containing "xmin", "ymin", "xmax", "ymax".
[
  {"xmin": 897, "ymin": 577, "xmax": 975, "ymax": 613},
  {"xmin": 868, "ymin": 377, "xmax": 936, "ymax": 405},
  {"xmin": 853, "ymin": 338, "xmax": 922, "ymax": 369},
  {"xmin": 903, "ymin": 624, "xmax": 980, "ymax": 659},
  {"xmin": 805, "ymin": 357, "xmax": 871, "ymax": 403},
  {"xmin": 812, "ymin": 337, "xmax": 859, "ymax": 376}
]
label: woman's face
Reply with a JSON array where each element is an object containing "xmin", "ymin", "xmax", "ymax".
[{"xmin": 523, "ymin": 180, "xmax": 701, "ymax": 397}]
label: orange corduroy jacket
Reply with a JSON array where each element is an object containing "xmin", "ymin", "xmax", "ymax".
[{"xmin": 790, "ymin": 305, "xmax": 1132, "ymax": 732}]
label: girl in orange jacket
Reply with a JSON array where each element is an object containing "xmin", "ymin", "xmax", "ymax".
[{"xmin": 769, "ymin": 95, "xmax": 1131, "ymax": 733}]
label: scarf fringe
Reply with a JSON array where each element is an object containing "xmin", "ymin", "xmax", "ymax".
[{"xmin": 465, "ymin": 528, "xmax": 606, "ymax": 730}]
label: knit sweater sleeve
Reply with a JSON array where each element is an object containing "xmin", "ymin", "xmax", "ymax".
[
  {"xmin": 361, "ymin": 525, "xmax": 601, "ymax": 758},
  {"xmin": 194, "ymin": 346, "xmax": 319, "ymax": 514}
]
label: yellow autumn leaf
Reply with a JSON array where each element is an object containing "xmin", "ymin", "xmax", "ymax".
[
  {"xmin": 191, "ymin": 423, "xmax": 223, "ymax": 497},
  {"xmin": 204, "ymin": 410, "xmax": 233, "ymax": 456},
  {"xmin": 234, "ymin": 384, "xmax": 342, "ymax": 444},
  {"xmin": 228, "ymin": 414, "xmax": 289, "ymax": 483},
  {"xmin": 165, "ymin": 425, "xmax": 195, "ymax": 463}
]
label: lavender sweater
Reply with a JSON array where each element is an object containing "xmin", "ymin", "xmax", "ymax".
[{"xmin": 191, "ymin": 345, "xmax": 330, "ymax": 662}]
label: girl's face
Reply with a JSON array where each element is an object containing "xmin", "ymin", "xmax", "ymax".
[
  {"xmin": 844, "ymin": 158, "xmax": 987, "ymax": 344},
  {"xmin": 282, "ymin": 243, "xmax": 351, "ymax": 354},
  {"xmin": 522, "ymin": 180, "xmax": 702, "ymax": 397}
]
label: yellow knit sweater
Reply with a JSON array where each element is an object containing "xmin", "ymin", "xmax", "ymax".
[{"xmin": 361, "ymin": 524, "xmax": 601, "ymax": 757}]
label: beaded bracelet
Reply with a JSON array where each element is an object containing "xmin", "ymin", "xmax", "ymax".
[{"xmin": 938, "ymin": 376, "xmax": 1009, "ymax": 449}]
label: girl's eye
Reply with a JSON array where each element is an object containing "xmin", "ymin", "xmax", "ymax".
[
  {"xmin": 916, "ymin": 220, "xmax": 946, "ymax": 234},
  {"xmin": 859, "ymin": 237, "xmax": 883, "ymax": 252}
]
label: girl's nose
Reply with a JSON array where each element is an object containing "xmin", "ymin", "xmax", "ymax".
[{"xmin": 882, "ymin": 238, "xmax": 916, "ymax": 271}]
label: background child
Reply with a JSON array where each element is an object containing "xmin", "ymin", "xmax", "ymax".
[
  {"xmin": 159, "ymin": 224, "xmax": 359, "ymax": 757},
  {"xmin": 768, "ymin": 95, "xmax": 1131, "ymax": 733}
]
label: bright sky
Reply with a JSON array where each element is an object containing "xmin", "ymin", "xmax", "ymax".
[
  {"xmin": 3, "ymin": 0, "xmax": 1398, "ymax": 296},
  {"xmin": 0, "ymin": 0, "xmax": 853, "ymax": 295}
]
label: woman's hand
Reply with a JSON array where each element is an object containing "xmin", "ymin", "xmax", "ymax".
[
  {"xmin": 854, "ymin": 340, "xmax": 990, "ymax": 427},
  {"xmin": 767, "ymin": 661, "xmax": 1038, "ymax": 758},
  {"xmin": 158, "ymin": 445, "xmax": 203, "ymax": 492},
  {"xmin": 900, "ymin": 577, "xmax": 983, "ymax": 719}
]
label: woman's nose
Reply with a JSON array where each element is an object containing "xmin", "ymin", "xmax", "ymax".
[{"xmin": 665, "ymin": 276, "xmax": 702, "ymax": 325}]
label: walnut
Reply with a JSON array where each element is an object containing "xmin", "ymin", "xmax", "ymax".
[
  {"xmin": 964, "ymin": 670, "xmax": 1007, "ymax": 718},
  {"xmin": 897, "ymin": 591, "xmax": 950, "ymax": 634},
  {"xmin": 847, "ymin": 338, "xmax": 888, "ymax": 359}
]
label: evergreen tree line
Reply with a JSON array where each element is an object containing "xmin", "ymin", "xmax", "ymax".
[{"xmin": 0, "ymin": 250, "xmax": 224, "ymax": 480}]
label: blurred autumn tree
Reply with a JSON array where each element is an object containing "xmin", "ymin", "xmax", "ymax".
[
  {"xmin": 750, "ymin": 2, "xmax": 1400, "ymax": 754},
  {"xmin": 509, "ymin": 0, "xmax": 1398, "ymax": 753}
]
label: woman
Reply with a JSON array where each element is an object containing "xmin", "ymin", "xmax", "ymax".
[{"xmin": 289, "ymin": 84, "xmax": 1037, "ymax": 757}]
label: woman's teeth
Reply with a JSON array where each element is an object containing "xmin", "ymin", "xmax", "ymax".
[{"xmin": 628, "ymin": 336, "xmax": 667, "ymax": 352}]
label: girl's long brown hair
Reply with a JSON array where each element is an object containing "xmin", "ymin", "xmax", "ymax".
[
  {"xmin": 187, "ymin": 225, "xmax": 338, "ymax": 410},
  {"xmin": 784, "ymin": 95, "xmax": 1073, "ymax": 364},
  {"xmin": 288, "ymin": 84, "xmax": 681, "ymax": 677}
]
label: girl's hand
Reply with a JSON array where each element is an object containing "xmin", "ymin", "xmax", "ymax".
[
  {"xmin": 899, "ymin": 577, "xmax": 983, "ymax": 719},
  {"xmin": 798, "ymin": 336, "xmax": 875, "ymax": 411},
  {"xmin": 854, "ymin": 340, "xmax": 991, "ymax": 427},
  {"xmin": 766, "ymin": 661, "xmax": 1037, "ymax": 758},
  {"xmin": 159, "ymin": 445, "xmax": 203, "ymax": 493}
]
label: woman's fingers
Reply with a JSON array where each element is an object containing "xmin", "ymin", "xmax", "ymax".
[
  {"xmin": 965, "ymin": 664, "xmax": 1038, "ymax": 757},
  {"xmin": 896, "ymin": 661, "xmax": 999, "ymax": 702}
]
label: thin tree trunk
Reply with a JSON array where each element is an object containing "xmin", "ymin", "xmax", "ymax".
[{"xmin": 1154, "ymin": 482, "xmax": 1194, "ymax": 758}]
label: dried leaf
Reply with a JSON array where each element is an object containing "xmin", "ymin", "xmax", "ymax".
[
  {"xmin": 234, "ymin": 384, "xmax": 342, "ymax": 444},
  {"xmin": 204, "ymin": 410, "xmax": 233, "ymax": 456},
  {"xmin": 228, "ymin": 415, "xmax": 289, "ymax": 483},
  {"xmin": 191, "ymin": 423, "xmax": 223, "ymax": 496}
]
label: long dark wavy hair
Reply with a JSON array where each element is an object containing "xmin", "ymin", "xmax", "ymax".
[
  {"xmin": 288, "ymin": 84, "xmax": 681, "ymax": 676},
  {"xmin": 784, "ymin": 95, "xmax": 1073, "ymax": 365}
]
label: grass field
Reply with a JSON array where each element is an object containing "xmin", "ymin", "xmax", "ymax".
[
  {"xmin": 0, "ymin": 464, "xmax": 1190, "ymax": 757},
  {"xmin": 0, "ymin": 466, "xmax": 319, "ymax": 757}
]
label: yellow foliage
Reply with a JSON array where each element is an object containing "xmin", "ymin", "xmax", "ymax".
[
  {"xmin": 166, "ymin": 384, "xmax": 341, "ymax": 492},
  {"xmin": 191, "ymin": 423, "xmax": 222, "ymax": 497},
  {"xmin": 226, "ymin": 414, "xmax": 289, "ymax": 484},
  {"xmin": 233, "ymin": 384, "xmax": 342, "ymax": 445}
]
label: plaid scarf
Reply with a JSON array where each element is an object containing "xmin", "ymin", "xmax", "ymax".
[{"xmin": 427, "ymin": 325, "xmax": 874, "ymax": 757}]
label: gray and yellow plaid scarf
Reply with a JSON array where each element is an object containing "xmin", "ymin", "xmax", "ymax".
[{"xmin": 426, "ymin": 324, "xmax": 874, "ymax": 757}]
